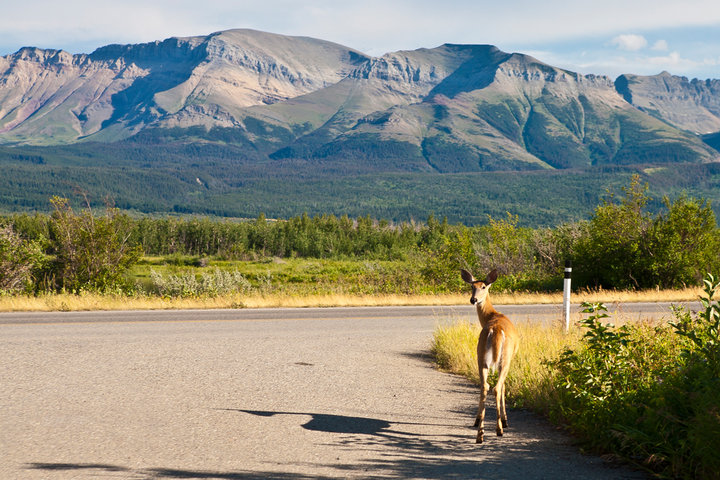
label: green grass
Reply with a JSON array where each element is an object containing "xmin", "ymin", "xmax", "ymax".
[{"xmin": 130, "ymin": 256, "xmax": 431, "ymax": 297}]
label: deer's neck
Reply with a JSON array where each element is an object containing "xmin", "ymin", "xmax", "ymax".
[{"xmin": 475, "ymin": 298, "xmax": 498, "ymax": 328}]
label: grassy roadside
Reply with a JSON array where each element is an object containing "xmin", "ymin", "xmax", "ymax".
[
  {"xmin": 432, "ymin": 320, "xmax": 581, "ymax": 411},
  {"xmin": 0, "ymin": 285, "xmax": 704, "ymax": 312},
  {"xmin": 432, "ymin": 289, "xmax": 720, "ymax": 479},
  {"xmin": 0, "ymin": 254, "xmax": 705, "ymax": 312}
]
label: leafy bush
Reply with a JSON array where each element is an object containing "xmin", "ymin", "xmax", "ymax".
[
  {"xmin": 475, "ymin": 213, "xmax": 573, "ymax": 290},
  {"xmin": 420, "ymin": 225, "xmax": 479, "ymax": 292},
  {"xmin": 648, "ymin": 195, "xmax": 720, "ymax": 287},
  {"xmin": 48, "ymin": 196, "xmax": 143, "ymax": 292},
  {"xmin": 550, "ymin": 274, "xmax": 720, "ymax": 478},
  {"xmin": 477, "ymin": 213, "xmax": 534, "ymax": 278},
  {"xmin": 574, "ymin": 175, "xmax": 720, "ymax": 289},
  {"xmin": 551, "ymin": 303, "xmax": 662, "ymax": 437},
  {"xmin": 627, "ymin": 275, "xmax": 720, "ymax": 479},
  {"xmin": 573, "ymin": 175, "xmax": 653, "ymax": 288},
  {"xmin": 0, "ymin": 225, "xmax": 46, "ymax": 293}
]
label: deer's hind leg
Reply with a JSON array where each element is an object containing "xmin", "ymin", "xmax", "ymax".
[
  {"xmin": 474, "ymin": 333, "xmax": 490, "ymax": 443},
  {"xmin": 494, "ymin": 364, "xmax": 511, "ymax": 436}
]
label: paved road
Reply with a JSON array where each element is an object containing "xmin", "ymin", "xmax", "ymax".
[
  {"xmin": 0, "ymin": 301, "xmax": 695, "ymax": 325},
  {"xmin": 1, "ymin": 303, "xmax": 684, "ymax": 479}
]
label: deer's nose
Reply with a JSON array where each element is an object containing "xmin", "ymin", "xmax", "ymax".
[{"xmin": 470, "ymin": 297, "xmax": 477, "ymax": 305}]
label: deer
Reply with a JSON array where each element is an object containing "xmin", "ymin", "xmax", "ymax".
[{"xmin": 461, "ymin": 268, "xmax": 520, "ymax": 443}]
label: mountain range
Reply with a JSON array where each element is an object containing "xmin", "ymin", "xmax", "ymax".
[{"xmin": 1, "ymin": 29, "xmax": 720, "ymax": 224}]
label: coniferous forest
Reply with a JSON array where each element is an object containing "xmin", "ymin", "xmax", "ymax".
[{"xmin": 3, "ymin": 140, "xmax": 720, "ymax": 227}]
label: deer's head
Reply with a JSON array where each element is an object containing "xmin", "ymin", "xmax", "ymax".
[{"xmin": 460, "ymin": 269, "xmax": 498, "ymax": 305}]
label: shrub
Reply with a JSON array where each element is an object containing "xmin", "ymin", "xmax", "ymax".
[
  {"xmin": 0, "ymin": 225, "xmax": 46, "ymax": 293},
  {"xmin": 150, "ymin": 268, "xmax": 253, "ymax": 298},
  {"xmin": 574, "ymin": 175, "xmax": 720, "ymax": 289},
  {"xmin": 648, "ymin": 195, "xmax": 720, "ymax": 287},
  {"xmin": 477, "ymin": 213, "xmax": 535, "ymax": 278},
  {"xmin": 549, "ymin": 274, "xmax": 720, "ymax": 478},
  {"xmin": 626, "ymin": 274, "xmax": 720, "ymax": 479},
  {"xmin": 551, "ymin": 303, "xmax": 657, "ymax": 437},
  {"xmin": 573, "ymin": 175, "xmax": 653, "ymax": 288},
  {"xmin": 48, "ymin": 196, "xmax": 143, "ymax": 292},
  {"xmin": 420, "ymin": 225, "xmax": 479, "ymax": 291}
]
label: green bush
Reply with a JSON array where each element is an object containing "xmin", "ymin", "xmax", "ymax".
[
  {"xmin": 0, "ymin": 225, "xmax": 46, "ymax": 293},
  {"xmin": 48, "ymin": 196, "xmax": 143, "ymax": 293},
  {"xmin": 573, "ymin": 175, "xmax": 653, "ymax": 288},
  {"xmin": 550, "ymin": 274, "xmax": 720, "ymax": 478},
  {"xmin": 574, "ymin": 175, "xmax": 720, "ymax": 289},
  {"xmin": 648, "ymin": 195, "xmax": 720, "ymax": 287},
  {"xmin": 476, "ymin": 213, "xmax": 572, "ymax": 290},
  {"xmin": 420, "ymin": 224, "xmax": 478, "ymax": 292}
]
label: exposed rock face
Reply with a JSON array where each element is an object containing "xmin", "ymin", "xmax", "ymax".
[
  {"xmin": 616, "ymin": 72, "xmax": 720, "ymax": 134},
  {"xmin": 0, "ymin": 29, "xmax": 369, "ymax": 143},
  {"xmin": 0, "ymin": 29, "xmax": 718, "ymax": 170},
  {"xmin": 305, "ymin": 45, "xmax": 714, "ymax": 171}
]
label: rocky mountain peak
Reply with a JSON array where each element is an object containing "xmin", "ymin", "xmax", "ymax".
[
  {"xmin": 0, "ymin": 27, "xmax": 719, "ymax": 174},
  {"xmin": 2, "ymin": 47, "xmax": 78, "ymax": 69},
  {"xmin": 616, "ymin": 72, "xmax": 720, "ymax": 133}
]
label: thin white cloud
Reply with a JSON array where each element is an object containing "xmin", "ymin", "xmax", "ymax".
[
  {"xmin": 610, "ymin": 34, "xmax": 648, "ymax": 51},
  {"xmin": 647, "ymin": 51, "xmax": 720, "ymax": 71},
  {"xmin": 649, "ymin": 51, "xmax": 684, "ymax": 67},
  {"xmin": 1, "ymin": 0, "xmax": 720, "ymax": 79},
  {"xmin": 651, "ymin": 39, "xmax": 669, "ymax": 51}
]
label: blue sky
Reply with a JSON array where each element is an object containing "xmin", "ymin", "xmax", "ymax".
[{"xmin": 1, "ymin": 0, "xmax": 720, "ymax": 79}]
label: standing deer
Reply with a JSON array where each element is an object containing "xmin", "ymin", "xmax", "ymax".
[{"xmin": 461, "ymin": 269, "xmax": 520, "ymax": 443}]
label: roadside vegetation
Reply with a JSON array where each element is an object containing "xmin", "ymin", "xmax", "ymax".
[
  {"xmin": 426, "ymin": 175, "xmax": 720, "ymax": 479},
  {"xmin": 0, "ymin": 175, "xmax": 718, "ymax": 310},
  {"xmin": 433, "ymin": 279, "xmax": 720, "ymax": 479}
]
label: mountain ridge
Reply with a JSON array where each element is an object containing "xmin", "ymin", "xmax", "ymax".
[
  {"xmin": 1, "ymin": 29, "xmax": 720, "ymax": 224},
  {"xmin": 0, "ymin": 29, "xmax": 720, "ymax": 171}
]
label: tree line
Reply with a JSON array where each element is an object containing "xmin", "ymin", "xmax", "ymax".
[{"xmin": 1, "ymin": 175, "xmax": 719, "ymax": 294}]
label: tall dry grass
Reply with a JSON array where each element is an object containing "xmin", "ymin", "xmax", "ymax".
[
  {"xmin": 0, "ymin": 285, "xmax": 704, "ymax": 312},
  {"xmin": 0, "ymin": 292, "xmax": 469, "ymax": 312},
  {"xmin": 432, "ymin": 319, "xmax": 580, "ymax": 412},
  {"xmin": 491, "ymin": 286, "xmax": 704, "ymax": 305}
]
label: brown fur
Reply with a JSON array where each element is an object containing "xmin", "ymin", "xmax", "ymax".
[{"xmin": 461, "ymin": 269, "xmax": 520, "ymax": 443}]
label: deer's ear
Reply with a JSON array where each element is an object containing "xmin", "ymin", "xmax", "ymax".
[
  {"xmin": 460, "ymin": 269, "xmax": 476, "ymax": 284},
  {"xmin": 485, "ymin": 269, "xmax": 498, "ymax": 285}
]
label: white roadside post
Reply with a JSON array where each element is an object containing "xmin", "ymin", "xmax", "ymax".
[{"xmin": 563, "ymin": 260, "xmax": 572, "ymax": 332}]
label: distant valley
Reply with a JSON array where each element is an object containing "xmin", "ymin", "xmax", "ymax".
[{"xmin": 1, "ymin": 29, "xmax": 719, "ymax": 225}]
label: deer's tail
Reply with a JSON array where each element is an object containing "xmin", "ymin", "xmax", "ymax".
[{"xmin": 484, "ymin": 328, "xmax": 505, "ymax": 370}]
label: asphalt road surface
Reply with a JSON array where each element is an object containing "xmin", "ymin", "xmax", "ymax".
[{"xmin": 2, "ymin": 303, "xmax": 686, "ymax": 479}]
